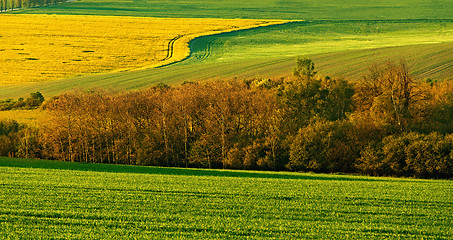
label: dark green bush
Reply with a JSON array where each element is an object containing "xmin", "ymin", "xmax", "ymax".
[
  {"xmin": 288, "ymin": 120, "xmax": 357, "ymax": 173},
  {"xmin": 357, "ymin": 131, "xmax": 453, "ymax": 178}
]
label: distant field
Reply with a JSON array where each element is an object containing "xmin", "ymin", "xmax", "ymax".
[
  {"xmin": 0, "ymin": 109, "xmax": 44, "ymax": 126},
  {"xmin": 15, "ymin": 0, "xmax": 453, "ymax": 20},
  {"xmin": 1, "ymin": 41, "xmax": 451, "ymax": 99},
  {"xmin": 0, "ymin": 14, "xmax": 282, "ymax": 85},
  {"xmin": 1, "ymin": 1, "xmax": 451, "ymax": 99},
  {"xmin": 188, "ymin": 20, "xmax": 453, "ymax": 64},
  {"xmin": 1, "ymin": 157, "xmax": 452, "ymax": 239}
]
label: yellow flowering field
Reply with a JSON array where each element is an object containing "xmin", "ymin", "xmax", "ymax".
[
  {"xmin": 0, "ymin": 14, "xmax": 285, "ymax": 85},
  {"xmin": 0, "ymin": 109, "xmax": 46, "ymax": 126}
]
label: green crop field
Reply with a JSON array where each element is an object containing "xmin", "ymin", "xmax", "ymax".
[
  {"xmin": 15, "ymin": 0, "xmax": 453, "ymax": 20},
  {"xmin": 1, "ymin": 157, "xmax": 452, "ymax": 239},
  {"xmin": 1, "ymin": 41, "xmax": 452, "ymax": 99},
  {"xmin": 187, "ymin": 20, "xmax": 453, "ymax": 63},
  {"xmin": 2, "ymin": 2, "xmax": 453, "ymax": 239}
]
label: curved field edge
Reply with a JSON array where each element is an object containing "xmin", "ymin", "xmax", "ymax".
[
  {"xmin": 1, "ymin": 42, "xmax": 451, "ymax": 99},
  {"xmin": 1, "ymin": 156, "xmax": 452, "ymax": 239},
  {"xmin": 184, "ymin": 20, "xmax": 453, "ymax": 65},
  {"xmin": 142, "ymin": 20, "xmax": 291, "ymax": 70},
  {"xmin": 0, "ymin": 14, "xmax": 287, "ymax": 85}
]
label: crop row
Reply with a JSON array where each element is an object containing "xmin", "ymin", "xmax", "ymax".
[
  {"xmin": 188, "ymin": 20, "xmax": 453, "ymax": 67},
  {"xmin": 1, "ymin": 163, "xmax": 452, "ymax": 239},
  {"xmin": 16, "ymin": 0, "xmax": 453, "ymax": 20}
]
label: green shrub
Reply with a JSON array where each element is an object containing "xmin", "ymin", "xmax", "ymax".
[
  {"xmin": 288, "ymin": 120, "xmax": 357, "ymax": 173},
  {"xmin": 355, "ymin": 141, "xmax": 384, "ymax": 176},
  {"xmin": 406, "ymin": 132, "xmax": 453, "ymax": 178},
  {"xmin": 0, "ymin": 92, "xmax": 45, "ymax": 111},
  {"xmin": 358, "ymin": 132, "xmax": 453, "ymax": 178}
]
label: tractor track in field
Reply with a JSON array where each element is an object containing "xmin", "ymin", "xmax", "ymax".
[
  {"xmin": 156, "ymin": 21, "xmax": 293, "ymax": 68},
  {"xmin": 196, "ymin": 40, "xmax": 213, "ymax": 60},
  {"xmin": 163, "ymin": 35, "xmax": 182, "ymax": 61}
]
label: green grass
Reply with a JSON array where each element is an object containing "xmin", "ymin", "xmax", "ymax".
[
  {"xmin": 187, "ymin": 20, "xmax": 453, "ymax": 63},
  {"xmin": 14, "ymin": 0, "xmax": 453, "ymax": 20},
  {"xmin": 1, "ymin": 157, "xmax": 452, "ymax": 239}
]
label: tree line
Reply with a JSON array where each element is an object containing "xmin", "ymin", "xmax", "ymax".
[
  {"xmin": 0, "ymin": 92, "xmax": 45, "ymax": 110},
  {"xmin": 1, "ymin": 59, "xmax": 452, "ymax": 178},
  {"xmin": 0, "ymin": 0, "xmax": 67, "ymax": 12}
]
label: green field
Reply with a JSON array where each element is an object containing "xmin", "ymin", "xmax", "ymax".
[
  {"xmin": 1, "ymin": 41, "xmax": 451, "ymax": 99},
  {"xmin": 16, "ymin": 0, "xmax": 453, "ymax": 20},
  {"xmin": 2, "ymin": 2, "xmax": 452, "ymax": 238},
  {"xmin": 1, "ymin": 157, "xmax": 452, "ymax": 239},
  {"xmin": 188, "ymin": 20, "xmax": 453, "ymax": 63}
]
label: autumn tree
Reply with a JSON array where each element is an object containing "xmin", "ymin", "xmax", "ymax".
[
  {"xmin": 288, "ymin": 120, "xmax": 357, "ymax": 173},
  {"xmin": 426, "ymin": 82, "xmax": 453, "ymax": 133},
  {"xmin": 279, "ymin": 58, "xmax": 354, "ymax": 134},
  {"xmin": 34, "ymin": 59, "xmax": 451, "ymax": 178},
  {"xmin": 293, "ymin": 57, "xmax": 316, "ymax": 82},
  {"xmin": 279, "ymin": 59, "xmax": 326, "ymax": 132},
  {"xmin": 0, "ymin": 120, "xmax": 22, "ymax": 157},
  {"xmin": 355, "ymin": 60, "xmax": 429, "ymax": 131},
  {"xmin": 356, "ymin": 132, "xmax": 453, "ymax": 178}
]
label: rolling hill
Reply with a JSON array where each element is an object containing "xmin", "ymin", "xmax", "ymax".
[
  {"xmin": 16, "ymin": 0, "xmax": 453, "ymax": 20},
  {"xmin": 1, "ymin": 0, "xmax": 452, "ymax": 98}
]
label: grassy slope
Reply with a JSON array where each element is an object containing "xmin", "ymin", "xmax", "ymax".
[
  {"xmin": 16, "ymin": 0, "xmax": 453, "ymax": 20},
  {"xmin": 1, "ymin": 42, "xmax": 452, "ymax": 99},
  {"xmin": 184, "ymin": 20, "xmax": 453, "ymax": 79},
  {"xmin": 0, "ymin": 109, "xmax": 43, "ymax": 126},
  {"xmin": 187, "ymin": 20, "xmax": 453, "ymax": 62},
  {"xmin": 1, "ymin": 157, "xmax": 452, "ymax": 239},
  {"xmin": 1, "ymin": 1, "xmax": 451, "ymax": 98}
]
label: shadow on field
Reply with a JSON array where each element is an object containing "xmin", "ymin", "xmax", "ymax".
[{"xmin": 0, "ymin": 157, "xmax": 383, "ymax": 182}]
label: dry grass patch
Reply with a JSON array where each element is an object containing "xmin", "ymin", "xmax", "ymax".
[{"xmin": 0, "ymin": 109, "xmax": 46, "ymax": 126}]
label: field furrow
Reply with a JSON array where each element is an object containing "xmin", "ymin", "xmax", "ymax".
[{"xmin": 1, "ymin": 42, "xmax": 452, "ymax": 100}]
